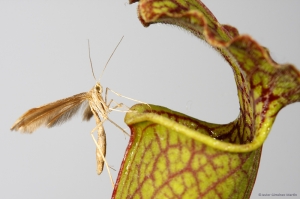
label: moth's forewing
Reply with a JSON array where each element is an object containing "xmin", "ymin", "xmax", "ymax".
[{"xmin": 11, "ymin": 93, "xmax": 89, "ymax": 133}]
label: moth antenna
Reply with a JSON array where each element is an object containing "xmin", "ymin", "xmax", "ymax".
[
  {"xmin": 88, "ymin": 39, "xmax": 97, "ymax": 81},
  {"xmin": 98, "ymin": 35, "xmax": 124, "ymax": 81}
]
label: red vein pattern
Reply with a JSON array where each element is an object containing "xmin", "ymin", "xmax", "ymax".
[{"xmin": 113, "ymin": 0, "xmax": 300, "ymax": 198}]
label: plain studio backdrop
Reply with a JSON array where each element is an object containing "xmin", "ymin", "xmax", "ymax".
[{"xmin": 0, "ymin": 1, "xmax": 299, "ymax": 198}]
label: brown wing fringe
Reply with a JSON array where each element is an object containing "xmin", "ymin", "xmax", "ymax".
[{"xmin": 82, "ymin": 104, "xmax": 93, "ymax": 121}]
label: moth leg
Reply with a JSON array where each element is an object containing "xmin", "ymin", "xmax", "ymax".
[
  {"xmin": 105, "ymin": 87, "xmax": 110, "ymax": 104},
  {"xmin": 106, "ymin": 97, "xmax": 134, "ymax": 115},
  {"xmin": 106, "ymin": 99, "xmax": 129, "ymax": 112},
  {"xmin": 106, "ymin": 98, "xmax": 114, "ymax": 108},
  {"xmin": 104, "ymin": 102, "xmax": 130, "ymax": 138},
  {"xmin": 105, "ymin": 87, "xmax": 151, "ymax": 109},
  {"xmin": 105, "ymin": 91, "xmax": 131, "ymax": 113},
  {"xmin": 107, "ymin": 117, "xmax": 130, "ymax": 137},
  {"xmin": 109, "ymin": 102, "xmax": 133, "ymax": 113}
]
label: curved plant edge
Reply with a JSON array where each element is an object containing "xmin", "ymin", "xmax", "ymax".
[
  {"xmin": 112, "ymin": 0, "xmax": 300, "ymax": 198},
  {"xmin": 128, "ymin": 0, "xmax": 300, "ymax": 150},
  {"xmin": 125, "ymin": 104, "xmax": 261, "ymax": 153}
]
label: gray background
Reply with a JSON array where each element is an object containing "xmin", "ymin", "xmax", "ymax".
[{"xmin": 1, "ymin": 1, "xmax": 299, "ymax": 198}]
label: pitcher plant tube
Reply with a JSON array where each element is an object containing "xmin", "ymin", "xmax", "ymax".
[{"xmin": 112, "ymin": 0, "xmax": 300, "ymax": 198}]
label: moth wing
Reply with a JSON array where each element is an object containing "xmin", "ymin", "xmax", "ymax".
[{"xmin": 11, "ymin": 92, "xmax": 89, "ymax": 133}]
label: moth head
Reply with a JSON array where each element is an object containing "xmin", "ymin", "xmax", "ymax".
[{"xmin": 95, "ymin": 82, "xmax": 103, "ymax": 93}]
